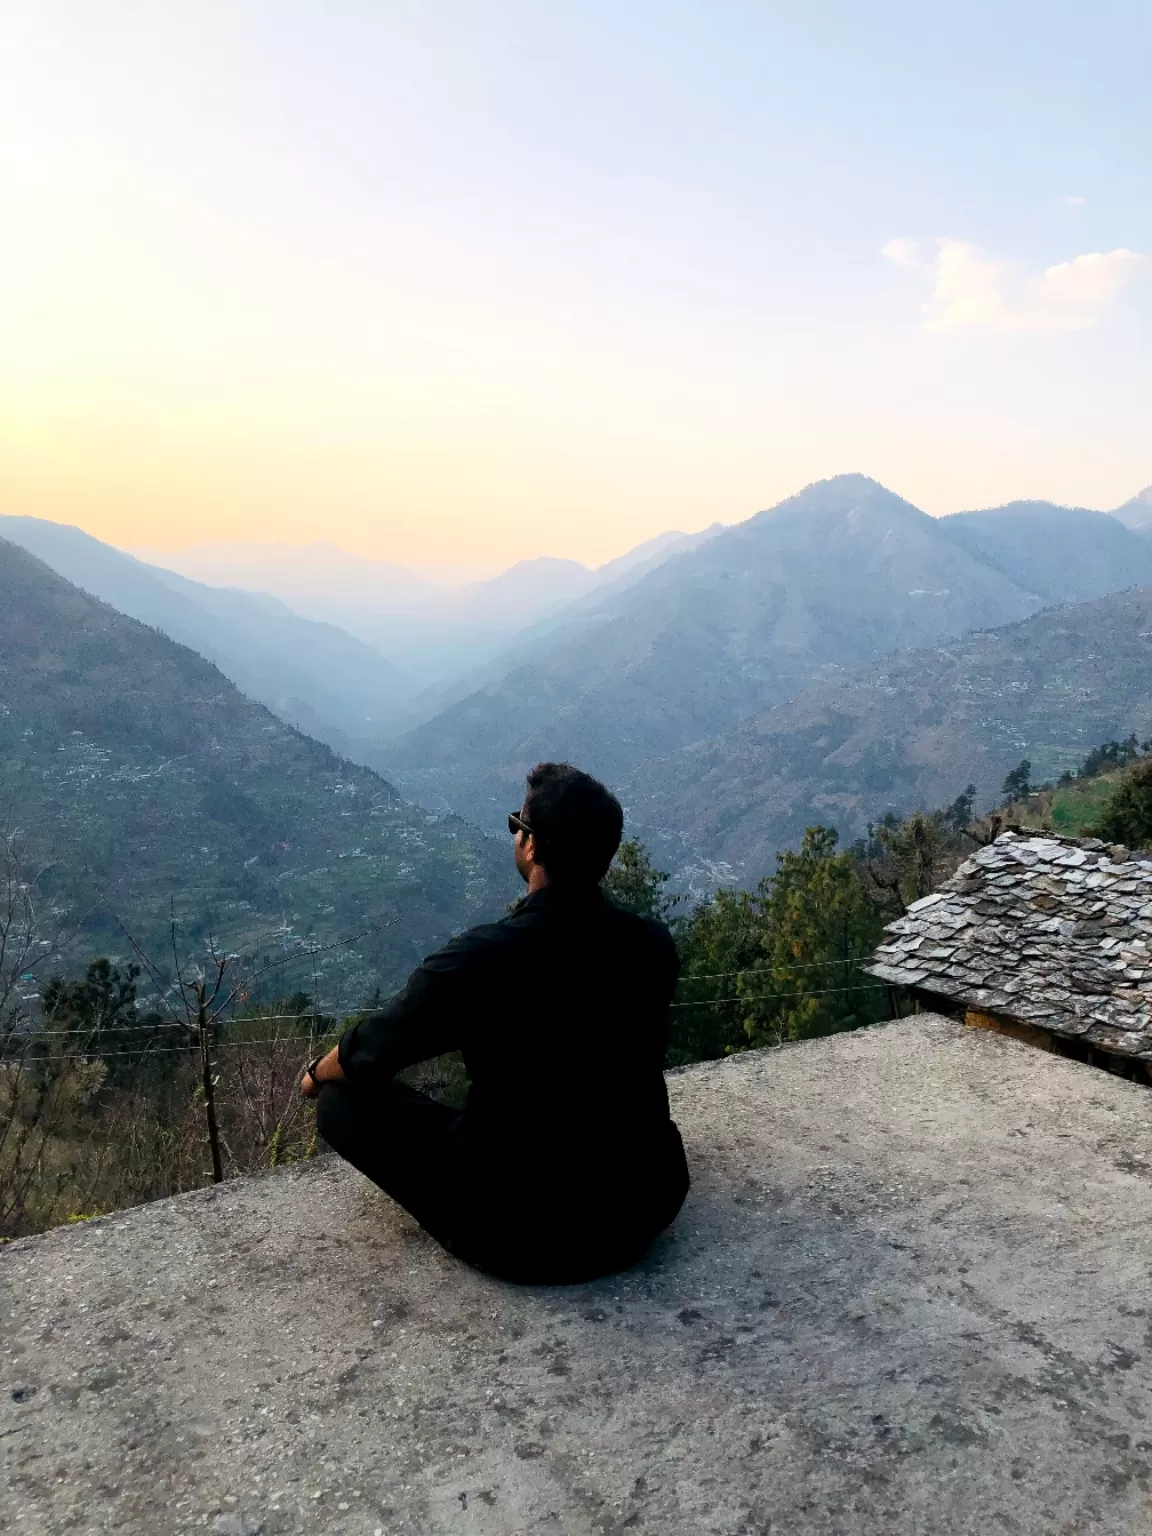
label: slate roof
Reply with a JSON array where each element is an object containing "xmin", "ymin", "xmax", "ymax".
[{"xmin": 866, "ymin": 832, "xmax": 1152, "ymax": 1059}]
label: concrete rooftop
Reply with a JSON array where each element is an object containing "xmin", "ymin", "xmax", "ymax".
[{"xmin": 4, "ymin": 1015, "xmax": 1152, "ymax": 1536}]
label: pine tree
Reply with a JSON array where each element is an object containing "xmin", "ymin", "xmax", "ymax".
[
  {"xmin": 1091, "ymin": 761, "xmax": 1152, "ymax": 849},
  {"xmin": 1002, "ymin": 759, "xmax": 1032, "ymax": 800},
  {"xmin": 743, "ymin": 827, "xmax": 886, "ymax": 1047},
  {"xmin": 602, "ymin": 839, "xmax": 679, "ymax": 922}
]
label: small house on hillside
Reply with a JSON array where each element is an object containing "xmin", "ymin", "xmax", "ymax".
[{"xmin": 867, "ymin": 831, "xmax": 1152, "ymax": 1079}]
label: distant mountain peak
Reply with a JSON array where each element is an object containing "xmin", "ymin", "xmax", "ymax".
[
  {"xmin": 490, "ymin": 556, "xmax": 591, "ymax": 578},
  {"xmin": 809, "ymin": 471, "xmax": 888, "ymax": 490},
  {"xmin": 384, "ymin": 473, "xmax": 1046, "ymax": 829},
  {"xmin": 1113, "ymin": 484, "xmax": 1152, "ymax": 535},
  {"xmin": 754, "ymin": 473, "xmax": 919, "ymax": 517},
  {"xmin": 791, "ymin": 471, "xmax": 896, "ymax": 497},
  {"xmin": 963, "ymin": 498, "xmax": 1105, "ymax": 518}
]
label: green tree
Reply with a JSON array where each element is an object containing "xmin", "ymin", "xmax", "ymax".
[
  {"xmin": 41, "ymin": 959, "xmax": 167, "ymax": 1081},
  {"xmin": 602, "ymin": 839, "xmax": 680, "ymax": 922},
  {"xmin": 1077, "ymin": 736, "xmax": 1149, "ymax": 780},
  {"xmin": 1091, "ymin": 761, "xmax": 1152, "ymax": 849},
  {"xmin": 943, "ymin": 783, "xmax": 977, "ymax": 833},
  {"xmin": 743, "ymin": 827, "xmax": 888, "ymax": 1047},
  {"xmin": 1002, "ymin": 759, "xmax": 1032, "ymax": 800},
  {"xmin": 42, "ymin": 958, "xmax": 139, "ymax": 1034},
  {"xmin": 671, "ymin": 885, "xmax": 767, "ymax": 1065},
  {"xmin": 856, "ymin": 808, "xmax": 954, "ymax": 913}
]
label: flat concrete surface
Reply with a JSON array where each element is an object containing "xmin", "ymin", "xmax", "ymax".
[{"xmin": 4, "ymin": 1015, "xmax": 1152, "ymax": 1536}]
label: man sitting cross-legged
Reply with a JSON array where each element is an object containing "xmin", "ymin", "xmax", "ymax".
[{"xmin": 300, "ymin": 761, "xmax": 690, "ymax": 1285}]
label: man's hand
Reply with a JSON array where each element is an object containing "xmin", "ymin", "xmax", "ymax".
[{"xmin": 300, "ymin": 1046, "xmax": 343, "ymax": 1099}]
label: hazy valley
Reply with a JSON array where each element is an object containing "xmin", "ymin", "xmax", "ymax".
[
  {"xmin": 378, "ymin": 476, "xmax": 1152, "ymax": 846},
  {"xmin": 8, "ymin": 473, "xmax": 1152, "ymax": 922}
]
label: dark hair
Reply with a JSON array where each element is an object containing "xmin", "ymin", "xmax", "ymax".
[{"xmin": 522, "ymin": 762, "xmax": 624, "ymax": 884}]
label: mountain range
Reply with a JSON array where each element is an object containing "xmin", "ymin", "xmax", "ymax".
[
  {"xmin": 627, "ymin": 584, "xmax": 1152, "ymax": 883},
  {"xmin": 1, "ymin": 516, "xmax": 729, "ymax": 767},
  {"xmin": 133, "ymin": 527, "xmax": 723, "ymax": 691},
  {"xmin": 7, "ymin": 470, "xmax": 1152, "ymax": 954},
  {"xmin": 382, "ymin": 476, "xmax": 1152, "ymax": 832},
  {"xmin": 0, "ymin": 538, "xmax": 512, "ymax": 1000}
]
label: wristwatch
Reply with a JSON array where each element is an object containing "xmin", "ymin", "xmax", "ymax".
[{"xmin": 303, "ymin": 1054, "xmax": 325, "ymax": 1089}]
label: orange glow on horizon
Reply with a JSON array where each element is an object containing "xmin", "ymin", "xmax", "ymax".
[{"xmin": 2, "ymin": 8, "xmax": 1146, "ymax": 571}]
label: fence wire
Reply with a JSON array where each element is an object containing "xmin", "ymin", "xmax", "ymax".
[{"xmin": 2, "ymin": 942, "xmax": 902, "ymax": 1242}]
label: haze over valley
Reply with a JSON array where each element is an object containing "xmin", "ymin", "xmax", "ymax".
[
  {"xmin": 5, "ymin": 472, "xmax": 1152, "ymax": 915},
  {"xmin": 130, "ymin": 526, "xmax": 721, "ymax": 694},
  {"xmin": 370, "ymin": 476, "xmax": 1152, "ymax": 865}
]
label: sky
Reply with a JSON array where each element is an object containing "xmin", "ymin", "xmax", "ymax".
[{"xmin": 1, "ymin": 0, "xmax": 1149, "ymax": 574}]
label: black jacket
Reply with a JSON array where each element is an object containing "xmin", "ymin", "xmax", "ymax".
[{"xmin": 338, "ymin": 883, "xmax": 688, "ymax": 1261}]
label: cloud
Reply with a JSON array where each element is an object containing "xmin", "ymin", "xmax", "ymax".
[
  {"xmin": 880, "ymin": 237, "xmax": 923, "ymax": 272},
  {"xmin": 1032, "ymin": 249, "xmax": 1146, "ymax": 322},
  {"xmin": 927, "ymin": 241, "xmax": 1011, "ymax": 331},
  {"xmin": 883, "ymin": 237, "xmax": 1148, "ymax": 332},
  {"xmin": 1063, "ymin": 195, "xmax": 1086, "ymax": 207}
]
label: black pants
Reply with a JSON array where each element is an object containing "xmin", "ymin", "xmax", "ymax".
[{"xmin": 316, "ymin": 1079, "xmax": 688, "ymax": 1285}]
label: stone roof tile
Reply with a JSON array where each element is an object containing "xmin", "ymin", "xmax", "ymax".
[{"xmin": 867, "ymin": 832, "xmax": 1152, "ymax": 1058}]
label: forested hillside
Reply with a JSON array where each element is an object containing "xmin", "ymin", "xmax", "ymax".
[
  {"xmin": 629, "ymin": 586, "xmax": 1152, "ymax": 879},
  {"xmin": 386, "ymin": 475, "xmax": 1047, "ymax": 826},
  {"xmin": 0, "ymin": 540, "xmax": 512, "ymax": 1001}
]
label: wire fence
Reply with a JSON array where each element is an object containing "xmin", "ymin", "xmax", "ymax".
[
  {"xmin": 22, "ymin": 979, "xmax": 895, "ymax": 1051},
  {"xmin": 27, "ymin": 1012, "xmax": 338, "ymax": 1037},
  {"xmin": 1, "ymin": 882, "xmax": 898, "ymax": 1243},
  {"xmin": 25, "ymin": 955, "xmax": 887, "ymax": 1036},
  {"xmin": 670, "ymin": 981, "xmax": 889, "ymax": 1008},
  {"xmin": 0, "ymin": 1021, "xmax": 327, "ymax": 1241},
  {"xmin": 0, "ymin": 887, "xmax": 384, "ymax": 1240}
]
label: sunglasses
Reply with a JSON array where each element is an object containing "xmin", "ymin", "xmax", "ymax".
[{"xmin": 508, "ymin": 810, "xmax": 532, "ymax": 838}]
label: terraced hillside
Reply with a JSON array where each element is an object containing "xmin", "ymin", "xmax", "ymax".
[
  {"xmin": 628, "ymin": 586, "xmax": 1152, "ymax": 882},
  {"xmin": 0, "ymin": 540, "xmax": 512, "ymax": 1002}
]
